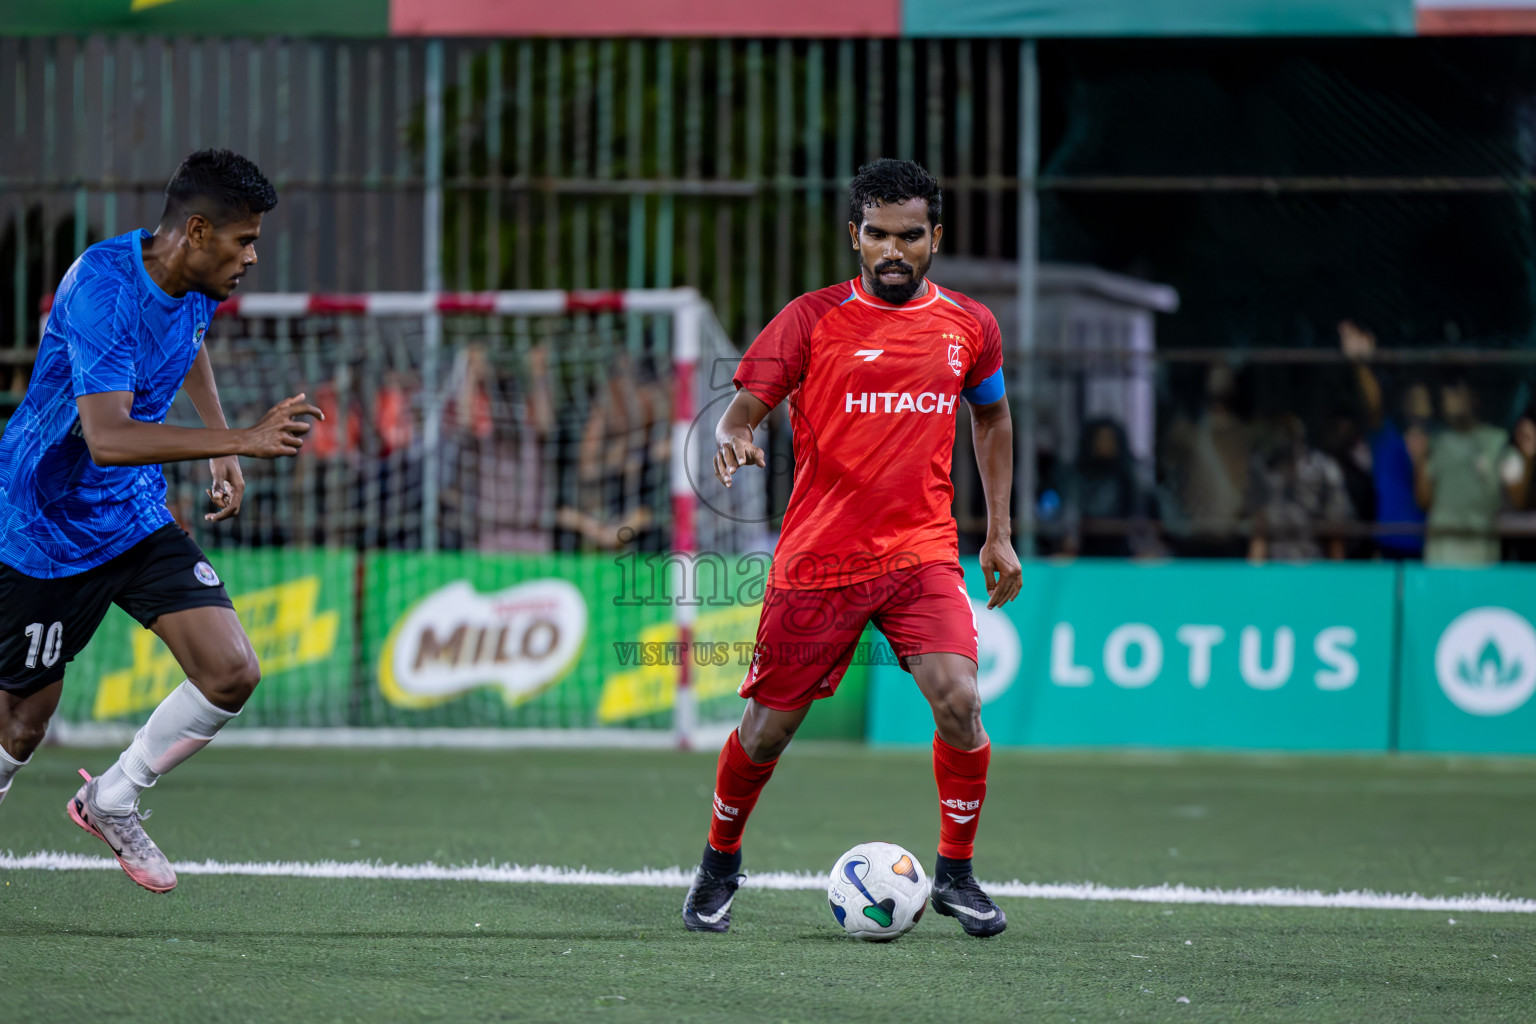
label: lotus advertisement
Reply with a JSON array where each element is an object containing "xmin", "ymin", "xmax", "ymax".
[
  {"xmin": 1398, "ymin": 567, "xmax": 1536, "ymax": 754},
  {"xmin": 868, "ymin": 562, "xmax": 1399, "ymax": 751}
]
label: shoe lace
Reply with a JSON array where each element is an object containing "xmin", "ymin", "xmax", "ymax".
[
  {"xmin": 939, "ymin": 873, "xmax": 991, "ymax": 904},
  {"xmin": 99, "ymin": 806, "xmax": 158, "ymax": 857},
  {"xmin": 690, "ymin": 870, "xmax": 744, "ymax": 905}
]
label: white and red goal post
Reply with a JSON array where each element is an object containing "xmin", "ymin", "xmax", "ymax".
[{"xmin": 38, "ymin": 288, "xmax": 764, "ymax": 750}]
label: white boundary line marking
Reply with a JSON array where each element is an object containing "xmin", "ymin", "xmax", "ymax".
[
  {"xmin": 46, "ymin": 724, "xmax": 741, "ymax": 750},
  {"xmin": 4, "ymin": 851, "xmax": 1534, "ymax": 914}
]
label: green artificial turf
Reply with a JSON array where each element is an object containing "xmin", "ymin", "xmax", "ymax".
[{"xmin": 3, "ymin": 745, "xmax": 1534, "ymax": 1023}]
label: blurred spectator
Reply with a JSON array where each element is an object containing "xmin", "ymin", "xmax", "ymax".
[
  {"xmin": 1413, "ymin": 377, "xmax": 1534, "ymax": 565},
  {"xmin": 1322, "ymin": 406, "xmax": 1376, "ymax": 559},
  {"xmin": 440, "ymin": 344, "xmax": 553, "ymax": 552},
  {"xmin": 555, "ymin": 354, "xmax": 669, "ymax": 550},
  {"xmin": 1340, "ymin": 320, "xmax": 1428, "ymax": 559},
  {"xmin": 1503, "ymin": 411, "xmax": 1536, "ymax": 561},
  {"xmin": 1162, "ymin": 364, "xmax": 1251, "ymax": 557},
  {"xmin": 480, "ymin": 346, "xmax": 555, "ymax": 551},
  {"xmin": 1245, "ymin": 413, "xmax": 1354, "ymax": 563},
  {"xmin": 361, "ymin": 370, "xmax": 421, "ymax": 550},
  {"xmin": 295, "ymin": 370, "xmax": 420, "ymax": 549},
  {"xmin": 1061, "ymin": 417, "xmax": 1154, "ymax": 558}
]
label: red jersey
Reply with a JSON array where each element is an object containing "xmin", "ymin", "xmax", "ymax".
[{"xmin": 733, "ymin": 276, "xmax": 1004, "ymax": 590}]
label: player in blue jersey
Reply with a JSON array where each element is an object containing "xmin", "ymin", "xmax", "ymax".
[{"xmin": 0, "ymin": 150, "xmax": 321, "ymax": 892}]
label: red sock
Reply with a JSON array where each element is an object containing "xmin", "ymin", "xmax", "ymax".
[
  {"xmin": 706, "ymin": 731, "xmax": 779, "ymax": 854},
  {"xmin": 934, "ymin": 733, "xmax": 990, "ymax": 859}
]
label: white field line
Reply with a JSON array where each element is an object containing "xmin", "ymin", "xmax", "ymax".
[
  {"xmin": 3, "ymin": 851, "xmax": 1535, "ymax": 914},
  {"xmin": 46, "ymin": 723, "xmax": 740, "ymax": 751}
]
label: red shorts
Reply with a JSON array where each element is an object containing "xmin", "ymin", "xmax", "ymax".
[{"xmin": 737, "ymin": 561, "xmax": 978, "ymax": 712}]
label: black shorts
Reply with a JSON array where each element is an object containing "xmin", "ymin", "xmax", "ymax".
[{"xmin": 0, "ymin": 524, "xmax": 234, "ymax": 696}]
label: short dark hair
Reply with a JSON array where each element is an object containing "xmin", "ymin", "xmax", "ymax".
[
  {"xmin": 161, "ymin": 149, "xmax": 278, "ymax": 227},
  {"xmin": 848, "ymin": 159, "xmax": 942, "ymax": 228}
]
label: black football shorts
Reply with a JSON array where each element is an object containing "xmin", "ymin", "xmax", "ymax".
[{"xmin": 0, "ymin": 524, "xmax": 234, "ymax": 696}]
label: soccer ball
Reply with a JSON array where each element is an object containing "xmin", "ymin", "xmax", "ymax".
[{"xmin": 826, "ymin": 842, "xmax": 931, "ymax": 941}]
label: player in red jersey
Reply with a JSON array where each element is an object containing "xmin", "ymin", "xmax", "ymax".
[{"xmin": 682, "ymin": 160, "xmax": 1022, "ymax": 936}]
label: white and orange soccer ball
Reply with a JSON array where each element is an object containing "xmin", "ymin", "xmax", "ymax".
[{"xmin": 826, "ymin": 842, "xmax": 931, "ymax": 941}]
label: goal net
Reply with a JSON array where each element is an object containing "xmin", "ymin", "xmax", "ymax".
[{"xmin": 52, "ymin": 290, "xmax": 768, "ymax": 748}]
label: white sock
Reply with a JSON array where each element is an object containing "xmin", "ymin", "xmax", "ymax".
[
  {"xmin": 94, "ymin": 680, "xmax": 239, "ymax": 812},
  {"xmin": 0, "ymin": 742, "xmax": 29, "ymax": 807}
]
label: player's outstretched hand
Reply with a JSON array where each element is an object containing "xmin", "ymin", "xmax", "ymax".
[
  {"xmin": 205, "ymin": 455, "xmax": 246, "ymax": 521},
  {"xmin": 243, "ymin": 393, "xmax": 324, "ymax": 459},
  {"xmin": 979, "ymin": 535, "xmax": 1023, "ymax": 610},
  {"xmin": 714, "ymin": 435, "xmax": 766, "ymax": 488}
]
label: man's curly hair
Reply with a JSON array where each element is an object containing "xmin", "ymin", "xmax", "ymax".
[{"xmin": 848, "ymin": 159, "xmax": 942, "ymax": 228}]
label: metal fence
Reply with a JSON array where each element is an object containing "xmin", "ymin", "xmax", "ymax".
[
  {"xmin": 0, "ymin": 36, "xmax": 1025, "ymax": 351},
  {"xmin": 9, "ymin": 35, "xmax": 1536, "ymax": 562}
]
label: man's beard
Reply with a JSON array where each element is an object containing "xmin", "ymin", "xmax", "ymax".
[{"xmin": 867, "ymin": 259, "xmax": 924, "ymax": 304}]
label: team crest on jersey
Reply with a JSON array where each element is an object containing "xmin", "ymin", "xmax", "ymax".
[
  {"xmin": 194, "ymin": 322, "xmax": 208, "ymax": 345},
  {"xmin": 946, "ymin": 340, "xmax": 964, "ymax": 376},
  {"xmin": 194, "ymin": 561, "xmax": 221, "ymax": 587},
  {"xmin": 942, "ymin": 332, "xmax": 967, "ymax": 376}
]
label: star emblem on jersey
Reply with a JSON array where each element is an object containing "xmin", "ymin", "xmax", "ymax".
[
  {"xmin": 193, "ymin": 561, "xmax": 220, "ymax": 587},
  {"xmin": 854, "ymin": 349, "xmax": 884, "ymax": 361}
]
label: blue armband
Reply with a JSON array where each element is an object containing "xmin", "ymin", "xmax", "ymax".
[{"xmin": 961, "ymin": 367, "xmax": 1005, "ymax": 406}]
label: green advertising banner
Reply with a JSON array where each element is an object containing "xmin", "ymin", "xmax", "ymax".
[
  {"xmin": 45, "ymin": 551, "xmax": 1536, "ymax": 753},
  {"xmin": 1398, "ymin": 566, "xmax": 1536, "ymax": 754},
  {"xmin": 868, "ymin": 561, "xmax": 1397, "ymax": 750},
  {"xmin": 60, "ymin": 549, "xmax": 355, "ymax": 728},
  {"xmin": 903, "ymin": 0, "xmax": 1414, "ymax": 37},
  {"xmin": 0, "ymin": 0, "xmax": 389, "ymax": 36},
  {"xmin": 361, "ymin": 552, "xmax": 766, "ymax": 730}
]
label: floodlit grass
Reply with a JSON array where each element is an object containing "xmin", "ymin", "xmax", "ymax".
[{"xmin": 3, "ymin": 745, "xmax": 1535, "ymax": 1022}]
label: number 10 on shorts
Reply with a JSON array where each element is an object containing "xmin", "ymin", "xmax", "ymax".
[{"xmin": 24, "ymin": 621, "xmax": 63, "ymax": 669}]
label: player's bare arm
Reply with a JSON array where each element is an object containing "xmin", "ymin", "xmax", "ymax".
[
  {"xmin": 970, "ymin": 395, "xmax": 1022, "ymax": 609},
  {"xmin": 181, "ymin": 346, "xmax": 244, "ymax": 520},
  {"xmin": 77, "ymin": 389, "xmax": 323, "ymax": 468},
  {"xmin": 713, "ymin": 389, "xmax": 771, "ymax": 487}
]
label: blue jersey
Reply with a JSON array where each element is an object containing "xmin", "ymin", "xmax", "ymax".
[
  {"xmin": 1371, "ymin": 421, "xmax": 1427, "ymax": 557},
  {"xmin": 0, "ymin": 230, "xmax": 218, "ymax": 578}
]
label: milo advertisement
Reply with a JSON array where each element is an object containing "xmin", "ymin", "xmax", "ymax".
[{"xmin": 362, "ymin": 552, "xmax": 766, "ymax": 729}]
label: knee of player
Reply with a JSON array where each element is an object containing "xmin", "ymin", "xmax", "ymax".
[
  {"xmin": 742, "ymin": 728, "xmax": 792, "ymax": 763},
  {"xmin": 0, "ymin": 716, "xmax": 48, "ymax": 760},
  {"xmin": 199, "ymin": 649, "xmax": 262, "ymax": 707},
  {"xmin": 738, "ymin": 720, "xmax": 797, "ymax": 762},
  {"xmin": 934, "ymin": 680, "xmax": 982, "ymax": 731}
]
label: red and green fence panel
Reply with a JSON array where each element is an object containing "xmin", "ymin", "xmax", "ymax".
[{"xmin": 3, "ymin": 1, "xmax": 1531, "ymax": 37}]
